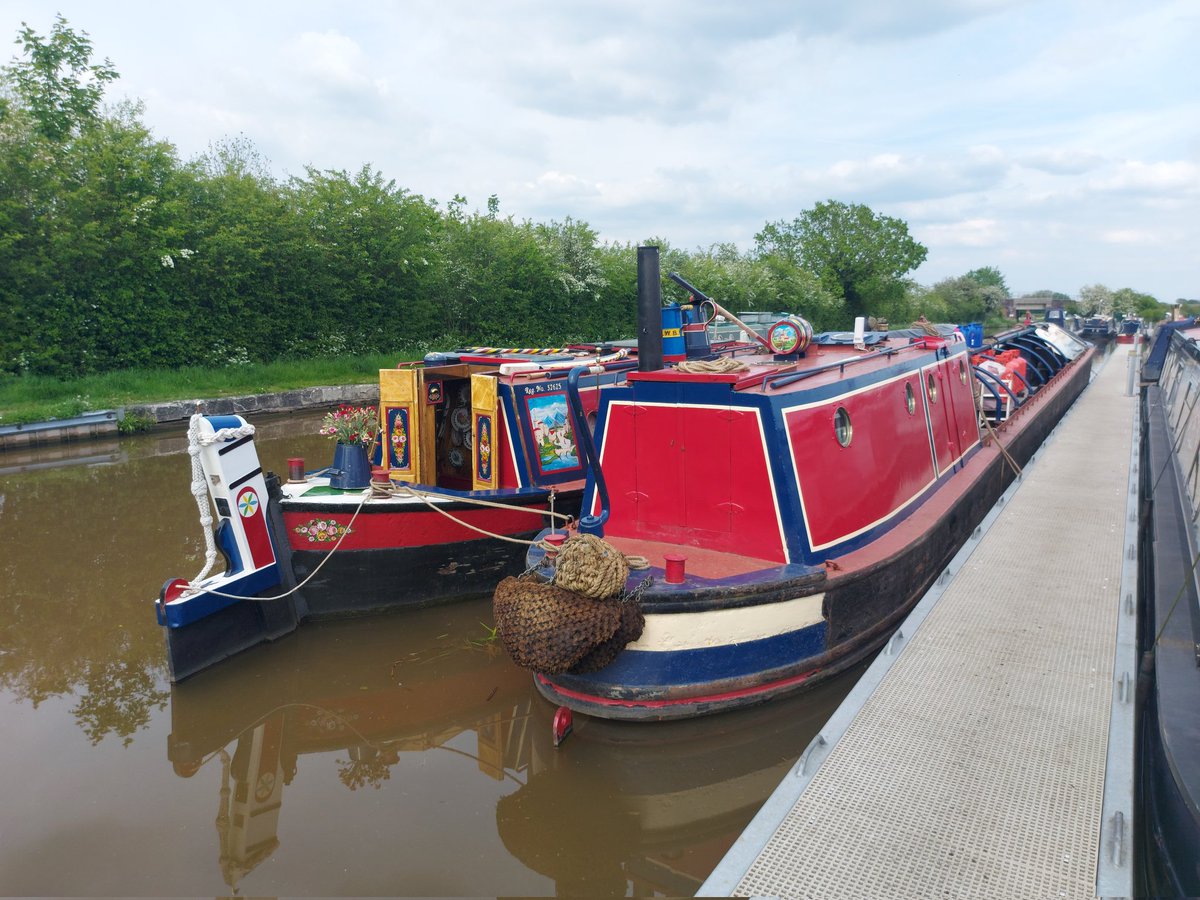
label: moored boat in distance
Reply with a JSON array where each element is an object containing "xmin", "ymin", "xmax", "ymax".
[
  {"xmin": 1116, "ymin": 316, "xmax": 1143, "ymax": 344},
  {"xmin": 512, "ymin": 245, "xmax": 1095, "ymax": 721},
  {"xmin": 1081, "ymin": 314, "xmax": 1117, "ymax": 339},
  {"xmin": 155, "ymin": 343, "xmax": 642, "ymax": 681}
]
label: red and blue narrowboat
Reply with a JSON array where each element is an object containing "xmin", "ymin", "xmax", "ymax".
[
  {"xmin": 519, "ymin": 245, "xmax": 1095, "ymax": 720},
  {"xmin": 155, "ymin": 344, "xmax": 638, "ymax": 681}
]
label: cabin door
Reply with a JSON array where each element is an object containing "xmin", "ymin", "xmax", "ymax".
[
  {"xmin": 379, "ymin": 368, "xmax": 421, "ymax": 483},
  {"xmin": 471, "ymin": 373, "xmax": 499, "ymax": 491}
]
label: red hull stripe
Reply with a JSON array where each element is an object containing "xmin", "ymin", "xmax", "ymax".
[
  {"xmin": 537, "ymin": 664, "xmax": 821, "ymax": 710},
  {"xmin": 283, "ymin": 503, "xmax": 547, "ymax": 550}
]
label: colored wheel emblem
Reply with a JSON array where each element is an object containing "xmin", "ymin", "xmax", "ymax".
[{"xmin": 237, "ymin": 489, "xmax": 259, "ymax": 518}]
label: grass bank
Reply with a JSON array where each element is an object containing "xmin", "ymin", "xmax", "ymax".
[{"xmin": 0, "ymin": 352, "xmax": 412, "ymax": 430}]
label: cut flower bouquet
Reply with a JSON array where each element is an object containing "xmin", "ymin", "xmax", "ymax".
[{"xmin": 319, "ymin": 405, "xmax": 380, "ymax": 446}]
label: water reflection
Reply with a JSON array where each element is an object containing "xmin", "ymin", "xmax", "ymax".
[
  {"xmin": 0, "ymin": 411, "xmax": 330, "ymax": 746},
  {"xmin": 167, "ymin": 600, "xmax": 858, "ymax": 896}
]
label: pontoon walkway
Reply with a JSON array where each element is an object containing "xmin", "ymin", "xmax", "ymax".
[{"xmin": 701, "ymin": 347, "xmax": 1140, "ymax": 898}]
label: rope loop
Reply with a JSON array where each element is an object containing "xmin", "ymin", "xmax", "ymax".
[
  {"xmin": 676, "ymin": 357, "xmax": 749, "ymax": 374},
  {"xmin": 185, "ymin": 414, "xmax": 221, "ymax": 585},
  {"xmin": 551, "ymin": 534, "xmax": 650, "ymax": 598}
]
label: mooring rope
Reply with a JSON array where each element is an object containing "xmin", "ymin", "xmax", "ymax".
[
  {"xmin": 676, "ymin": 357, "xmax": 750, "ymax": 374},
  {"xmin": 180, "ymin": 486, "xmax": 374, "ymax": 603},
  {"xmin": 386, "ymin": 482, "xmax": 573, "ymax": 547},
  {"xmin": 972, "ymin": 373, "xmax": 1024, "ymax": 478},
  {"xmin": 1152, "ymin": 547, "xmax": 1200, "ymax": 648},
  {"xmin": 180, "ymin": 413, "xmax": 643, "ymax": 609},
  {"xmin": 385, "ymin": 481, "xmax": 573, "ymax": 523}
]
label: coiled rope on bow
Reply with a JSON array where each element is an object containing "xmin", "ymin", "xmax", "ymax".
[
  {"xmin": 552, "ymin": 533, "xmax": 650, "ymax": 599},
  {"xmin": 675, "ymin": 357, "xmax": 750, "ymax": 374}
]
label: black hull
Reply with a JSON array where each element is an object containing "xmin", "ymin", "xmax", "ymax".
[
  {"xmin": 1138, "ymin": 377, "xmax": 1200, "ymax": 896},
  {"xmin": 291, "ymin": 531, "xmax": 542, "ymax": 617},
  {"xmin": 165, "ymin": 591, "xmax": 300, "ymax": 683}
]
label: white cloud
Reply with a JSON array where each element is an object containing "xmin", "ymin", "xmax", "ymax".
[
  {"xmin": 1090, "ymin": 161, "xmax": 1200, "ymax": 194},
  {"xmin": 919, "ymin": 218, "xmax": 1006, "ymax": 248},
  {"xmin": 1101, "ymin": 229, "xmax": 1158, "ymax": 245},
  {"xmin": 1019, "ymin": 150, "xmax": 1105, "ymax": 176},
  {"xmin": 287, "ymin": 31, "xmax": 377, "ymax": 92}
]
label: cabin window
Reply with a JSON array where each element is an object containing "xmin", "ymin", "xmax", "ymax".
[
  {"xmin": 926, "ymin": 372, "xmax": 938, "ymax": 403},
  {"xmin": 834, "ymin": 407, "xmax": 853, "ymax": 447},
  {"xmin": 957, "ymin": 359, "xmax": 968, "ymax": 384},
  {"xmin": 905, "ymin": 383, "xmax": 916, "ymax": 415}
]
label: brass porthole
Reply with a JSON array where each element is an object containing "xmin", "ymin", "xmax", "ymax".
[
  {"xmin": 958, "ymin": 359, "xmax": 968, "ymax": 384},
  {"xmin": 834, "ymin": 407, "xmax": 853, "ymax": 447},
  {"xmin": 905, "ymin": 382, "xmax": 916, "ymax": 415},
  {"xmin": 926, "ymin": 372, "xmax": 938, "ymax": 403}
]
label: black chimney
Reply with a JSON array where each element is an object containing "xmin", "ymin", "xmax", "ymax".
[{"xmin": 637, "ymin": 245, "xmax": 663, "ymax": 372}]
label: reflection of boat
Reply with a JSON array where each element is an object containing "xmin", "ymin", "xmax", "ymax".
[
  {"xmin": 495, "ymin": 674, "xmax": 855, "ymax": 896},
  {"xmin": 1138, "ymin": 316, "xmax": 1200, "ymax": 895},
  {"xmin": 520, "ymin": 247, "xmax": 1094, "ymax": 720},
  {"xmin": 155, "ymin": 346, "xmax": 636, "ymax": 681},
  {"xmin": 167, "ymin": 596, "xmax": 859, "ymax": 895},
  {"xmin": 166, "ymin": 604, "xmax": 533, "ymax": 893}
]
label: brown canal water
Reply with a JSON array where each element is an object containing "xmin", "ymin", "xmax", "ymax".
[{"xmin": 0, "ymin": 411, "xmax": 862, "ymax": 896}]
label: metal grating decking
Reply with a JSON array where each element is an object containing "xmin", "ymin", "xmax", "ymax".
[{"xmin": 702, "ymin": 347, "xmax": 1140, "ymax": 899}]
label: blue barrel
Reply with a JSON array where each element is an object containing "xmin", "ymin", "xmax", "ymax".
[
  {"xmin": 961, "ymin": 323, "xmax": 983, "ymax": 348},
  {"xmin": 661, "ymin": 305, "xmax": 685, "ymax": 360}
]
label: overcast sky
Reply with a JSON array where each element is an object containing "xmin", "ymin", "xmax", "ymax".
[{"xmin": 2, "ymin": 1, "xmax": 1196, "ymax": 301}]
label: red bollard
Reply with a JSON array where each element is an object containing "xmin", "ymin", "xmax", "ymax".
[
  {"xmin": 665, "ymin": 553, "xmax": 686, "ymax": 584},
  {"xmin": 287, "ymin": 457, "xmax": 306, "ymax": 482}
]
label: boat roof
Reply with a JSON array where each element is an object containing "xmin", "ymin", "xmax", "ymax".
[{"xmin": 628, "ymin": 332, "xmax": 958, "ymax": 397}]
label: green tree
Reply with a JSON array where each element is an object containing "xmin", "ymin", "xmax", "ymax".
[
  {"xmin": 169, "ymin": 136, "xmax": 303, "ymax": 364},
  {"xmin": 926, "ymin": 274, "xmax": 1007, "ymax": 323},
  {"xmin": 754, "ymin": 200, "xmax": 927, "ymax": 326},
  {"xmin": 964, "ymin": 266, "xmax": 1008, "ymax": 295},
  {"xmin": 1110, "ymin": 287, "xmax": 1161, "ymax": 320},
  {"xmin": 430, "ymin": 200, "xmax": 561, "ymax": 345},
  {"xmin": 1, "ymin": 14, "xmax": 118, "ymax": 142},
  {"xmin": 0, "ymin": 94, "xmax": 186, "ymax": 374},
  {"xmin": 1077, "ymin": 283, "xmax": 1114, "ymax": 316},
  {"xmin": 534, "ymin": 217, "xmax": 609, "ymax": 339},
  {"xmin": 289, "ymin": 164, "xmax": 442, "ymax": 354}
]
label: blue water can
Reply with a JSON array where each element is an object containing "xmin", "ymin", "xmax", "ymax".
[
  {"xmin": 329, "ymin": 441, "xmax": 371, "ymax": 490},
  {"xmin": 661, "ymin": 305, "xmax": 685, "ymax": 360},
  {"xmin": 961, "ymin": 322, "xmax": 983, "ymax": 348}
]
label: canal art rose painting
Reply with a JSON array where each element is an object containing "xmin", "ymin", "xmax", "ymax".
[
  {"xmin": 293, "ymin": 518, "xmax": 352, "ymax": 542},
  {"xmin": 476, "ymin": 415, "xmax": 492, "ymax": 481},
  {"xmin": 389, "ymin": 408, "xmax": 410, "ymax": 469}
]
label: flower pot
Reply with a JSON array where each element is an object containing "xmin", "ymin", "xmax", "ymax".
[{"xmin": 329, "ymin": 442, "xmax": 371, "ymax": 490}]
